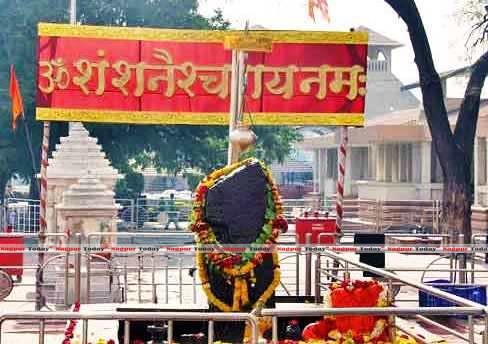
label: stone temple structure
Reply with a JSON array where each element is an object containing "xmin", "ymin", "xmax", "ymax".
[
  {"xmin": 46, "ymin": 123, "xmax": 121, "ymax": 234},
  {"xmin": 56, "ymin": 173, "xmax": 121, "ymax": 241}
]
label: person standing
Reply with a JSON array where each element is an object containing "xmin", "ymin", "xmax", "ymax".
[{"xmin": 164, "ymin": 193, "xmax": 180, "ymax": 230}]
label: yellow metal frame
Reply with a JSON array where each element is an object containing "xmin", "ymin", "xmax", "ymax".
[
  {"xmin": 38, "ymin": 23, "xmax": 368, "ymax": 45},
  {"xmin": 36, "ymin": 108, "xmax": 364, "ymax": 126}
]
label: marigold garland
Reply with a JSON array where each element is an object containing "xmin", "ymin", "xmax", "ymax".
[
  {"xmin": 304, "ymin": 280, "xmax": 394, "ymax": 344},
  {"xmin": 191, "ymin": 158, "xmax": 285, "ymax": 312}
]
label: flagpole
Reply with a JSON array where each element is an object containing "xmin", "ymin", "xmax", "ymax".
[{"xmin": 20, "ymin": 114, "xmax": 40, "ymax": 195}]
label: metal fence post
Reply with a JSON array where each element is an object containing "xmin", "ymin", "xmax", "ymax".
[
  {"xmin": 152, "ymin": 253, "xmax": 157, "ymax": 304},
  {"xmin": 75, "ymin": 234, "xmax": 82, "ymax": 304},
  {"xmin": 295, "ymin": 251, "xmax": 300, "ymax": 296},
  {"xmin": 314, "ymin": 253, "xmax": 321, "ymax": 304},
  {"xmin": 272, "ymin": 316, "xmax": 278, "ymax": 344},
  {"xmin": 305, "ymin": 233, "xmax": 312, "ymax": 296},
  {"xmin": 82, "ymin": 319, "xmax": 88, "ymax": 344},
  {"xmin": 124, "ymin": 320, "xmax": 130, "ymax": 344},
  {"xmin": 207, "ymin": 320, "xmax": 214, "ymax": 344},
  {"xmin": 86, "ymin": 253, "xmax": 91, "ymax": 304},
  {"xmin": 39, "ymin": 320, "xmax": 45, "ymax": 344}
]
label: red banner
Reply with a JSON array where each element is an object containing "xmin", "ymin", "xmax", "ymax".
[{"xmin": 36, "ymin": 23, "xmax": 368, "ymax": 126}]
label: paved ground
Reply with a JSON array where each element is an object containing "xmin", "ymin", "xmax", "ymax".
[{"xmin": 1, "ymin": 228, "xmax": 487, "ymax": 343}]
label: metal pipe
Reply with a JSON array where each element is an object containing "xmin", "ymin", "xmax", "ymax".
[
  {"xmin": 471, "ymin": 252, "xmax": 476, "ymax": 284},
  {"xmin": 178, "ymin": 257, "xmax": 183, "ymax": 304},
  {"xmin": 86, "ymin": 253, "xmax": 91, "ymax": 304},
  {"xmin": 387, "ymin": 279, "xmax": 395, "ymax": 343},
  {"xmin": 165, "ymin": 258, "xmax": 169, "ymax": 303},
  {"xmin": 344, "ymin": 261, "xmax": 350, "ymax": 281},
  {"xmin": 458, "ymin": 233, "xmax": 467, "ymax": 284},
  {"xmin": 82, "ymin": 319, "xmax": 88, "ymax": 344},
  {"xmin": 192, "ymin": 266, "xmax": 197, "ymax": 303},
  {"xmin": 0, "ymin": 312, "xmax": 259, "ymax": 344},
  {"xmin": 272, "ymin": 316, "xmax": 278, "ymax": 344},
  {"xmin": 124, "ymin": 320, "xmax": 130, "ymax": 344},
  {"xmin": 69, "ymin": 0, "xmax": 76, "ymax": 24},
  {"xmin": 123, "ymin": 258, "xmax": 128, "ymax": 303},
  {"xmin": 38, "ymin": 320, "xmax": 45, "ymax": 344},
  {"xmin": 415, "ymin": 314, "xmax": 467, "ymax": 341},
  {"xmin": 137, "ymin": 254, "xmax": 142, "ymax": 303},
  {"xmin": 64, "ymin": 252, "xmax": 69, "ymax": 307},
  {"xmin": 295, "ymin": 252, "xmax": 300, "ymax": 296},
  {"xmin": 167, "ymin": 320, "xmax": 173, "ymax": 344},
  {"xmin": 208, "ymin": 320, "xmax": 214, "ymax": 344},
  {"xmin": 261, "ymin": 307, "xmax": 483, "ymax": 317},
  {"xmin": 305, "ymin": 233, "xmax": 312, "ymax": 295},
  {"xmin": 75, "ymin": 236, "xmax": 81, "ymax": 304},
  {"xmin": 317, "ymin": 248, "xmax": 484, "ymax": 308},
  {"xmin": 484, "ymin": 313, "xmax": 488, "ymax": 344},
  {"xmin": 468, "ymin": 315, "xmax": 475, "ymax": 344},
  {"xmin": 151, "ymin": 253, "xmax": 156, "ymax": 303},
  {"xmin": 314, "ymin": 253, "xmax": 321, "ymax": 304}
]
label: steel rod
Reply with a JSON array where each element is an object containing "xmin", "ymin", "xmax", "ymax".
[{"xmin": 38, "ymin": 320, "xmax": 45, "ymax": 344}]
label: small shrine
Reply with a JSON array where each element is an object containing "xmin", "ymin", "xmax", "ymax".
[
  {"xmin": 56, "ymin": 172, "xmax": 121, "ymax": 239},
  {"xmin": 46, "ymin": 123, "xmax": 121, "ymax": 233}
]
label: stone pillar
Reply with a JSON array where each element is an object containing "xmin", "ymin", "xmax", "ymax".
[
  {"xmin": 317, "ymin": 149, "xmax": 323, "ymax": 197},
  {"xmin": 322, "ymin": 149, "xmax": 328, "ymax": 196},
  {"xmin": 312, "ymin": 150, "xmax": 319, "ymax": 193},
  {"xmin": 391, "ymin": 144, "xmax": 399, "ymax": 183},
  {"xmin": 421, "ymin": 142, "xmax": 431, "ymax": 184},
  {"xmin": 412, "ymin": 143, "xmax": 422, "ymax": 183},
  {"xmin": 375, "ymin": 144, "xmax": 382, "ymax": 182}
]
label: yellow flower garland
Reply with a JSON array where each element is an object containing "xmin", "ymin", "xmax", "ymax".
[{"xmin": 197, "ymin": 251, "xmax": 281, "ymax": 312}]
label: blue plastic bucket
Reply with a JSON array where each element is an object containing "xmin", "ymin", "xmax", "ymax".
[{"xmin": 419, "ymin": 279, "xmax": 486, "ymax": 317}]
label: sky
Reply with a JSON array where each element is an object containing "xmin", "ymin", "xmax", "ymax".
[{"xmin": 198, "ymin": 0, "xmax": 479, "ymax": 99}]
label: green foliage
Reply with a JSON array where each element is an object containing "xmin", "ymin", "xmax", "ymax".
[
  {"xmin": 183, "ymin": 170, "xmax": 205, "ymax": 191},
  {"xmin": 115, "ymin": 169, "xmax": 144, "ymax": 199},
  {"xmin": 0, "ymin": 0, "xmax": 298, "ymax": 198}
]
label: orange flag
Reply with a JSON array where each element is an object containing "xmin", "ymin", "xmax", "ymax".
[
  {"xmin": 9, "ymin": 65, "xmax": 24, "ymax": 131},
  {"xmin": 308, "ymin": 0, "xmax": 330, "ymax": 22}
]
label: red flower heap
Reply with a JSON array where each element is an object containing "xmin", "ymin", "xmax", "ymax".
[{"xmin": 302, "ymin": 280, "xmax": 389, "ymax": 343}]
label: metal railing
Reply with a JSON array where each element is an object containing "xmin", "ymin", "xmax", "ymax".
[
  {"xmin": 0, "ymin": 310, "xmax": 259, "ymax": 344},
  {"xmin": 2, "ymin": 198, "xmax": 40, "ymax": 233},
  {"xmin": 311, "ymin": 247, "xmax": 488, "ymax": 343},
  {"xmin": 260, "ymin": 306, "xmax": 486, "ymax": 344},
  {"xmin": 2, "ymin": 196, "xmax": 448, "ymax": 234},
  {"xmin": 2, "ymin": 198, "xmax": 138, "ymax": 233},
  {"xmin": 134, "ymin": 197, "xmax": 192, "ymax": 230}
]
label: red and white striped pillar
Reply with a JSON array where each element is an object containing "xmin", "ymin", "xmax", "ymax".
[
  {"xmin": 335, "ymin": 127, "xmax": 348, "ymax": 233},
  {"xmin": 36, "ymin": 122, "xmax": 49, "ymax": 310},
  {"xmin": 39, "ymin": 122, "xmax": 50, "ymax": 234}
]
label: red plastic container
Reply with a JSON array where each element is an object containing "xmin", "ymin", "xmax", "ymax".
[
  {"xmin": 295, "ymin": 215, "xmax": 336, "ymax": 244},
  {"xmin": 0, "ymin": 236, "xmax": 24, "ymax": 278}
]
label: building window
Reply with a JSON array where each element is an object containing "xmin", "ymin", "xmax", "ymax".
[
  {"xmin": 378, "ymin": 143, "xmax": 414, "ymax": 183},
  {"xmin": 351, "ymin": 147, "xmax": 369, "ymax": 180},
  {"xmin": 326, "ymin": 148, "xmax": 338, "ymax": 179},
  {"xmin": 399, "ymin": 143, "xmax": 413, "ymax": 182}
]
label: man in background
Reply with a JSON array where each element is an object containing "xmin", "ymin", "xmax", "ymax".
[{"xmin": 164, "ymin": 193, "xmax": 181, "ymax": 230}]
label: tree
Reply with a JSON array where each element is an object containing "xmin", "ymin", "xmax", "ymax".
[
  {"xmin": 0, "ymin": 0, "xmax": 300, "ymax": 200},
  {"xmin": 381, "ymin": 0, "xmax": 488, "ymax": 243}
]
